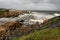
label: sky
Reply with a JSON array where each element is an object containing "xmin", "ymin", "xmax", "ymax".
[{"xmin": 0, "ymin": 0, "xmax": 60, "ymax": 10}]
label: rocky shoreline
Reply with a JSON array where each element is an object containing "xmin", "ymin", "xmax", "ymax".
[{"xmin": 0, "ymin": 9, "xmax": 60, "ymax": 40}]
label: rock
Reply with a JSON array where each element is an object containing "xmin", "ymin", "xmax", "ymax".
[{"xmin": 0, "ymin": 10, "xmax": 31, "ymax": 18}]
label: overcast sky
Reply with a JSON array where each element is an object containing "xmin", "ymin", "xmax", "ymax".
[{"xmin": 0, "ymin": 0, "xmax": 60, "ymax": 10}]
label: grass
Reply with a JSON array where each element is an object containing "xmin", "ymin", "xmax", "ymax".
[
  {"xmin": 12, "ymin": 17, "xmax": 60, "ymax": 40},
  {"xmin": 12, "ymin": 27, "xmax": 60, "ymax": 40},
  {"xmin": 0, "ymin": 9, "xmax": 6, "ymax": 15}
]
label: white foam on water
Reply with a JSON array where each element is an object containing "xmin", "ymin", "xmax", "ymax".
[
  {"xmin": 32, "ymin": 12, "xmax": 55, "ymax": 20},
  {"xmin": 0, "ymin": 12, "xmax": 57, "ymax": 25}
]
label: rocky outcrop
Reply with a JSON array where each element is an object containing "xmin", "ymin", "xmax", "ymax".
[
  {"xmin": 0, "ymin": 22, "xmax": 21, "ymax": 40},
  {"xmin": 0, "ymin": 14, "xmax": 35, "ymax": 24},
  {"xmin": 0, "ymin": 21, "xmax": 41, "ymax": 40},
  {"xmin": 0, "ymin": 10, "xmax": 31, "ymax": 18}
]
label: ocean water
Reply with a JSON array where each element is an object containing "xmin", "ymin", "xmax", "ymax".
[
  {"xmin": 31, "ymin": 12, "xmax": 55, "ymax": 20},
  {"xmin": 0, "ymin": 12, "xmax": 58, "ymax": 24}
]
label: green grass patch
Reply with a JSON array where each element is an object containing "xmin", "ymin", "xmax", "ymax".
[
  {"xmin": 0, "ymin": 10, "xmax": 6, "ymax": 15},
  {"xmin": 13, "ymin": 27, "xmax": 60, "ymax": 40}
]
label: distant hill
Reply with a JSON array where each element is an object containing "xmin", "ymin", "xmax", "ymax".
[{"xmin": 25, "ymin": 10, "xmax": 60, "ymax": 14}]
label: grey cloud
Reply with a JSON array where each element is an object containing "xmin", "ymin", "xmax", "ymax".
[{"xmin": 0, "ymin": 0, "xmax": 60, "ymax": 10}]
